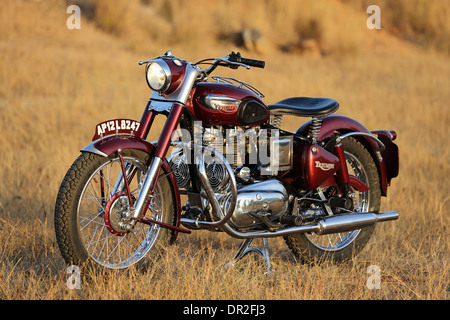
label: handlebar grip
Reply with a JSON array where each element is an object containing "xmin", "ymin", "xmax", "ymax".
[
  {"xmin": 228, "ymin": 52, "xmax": 265, "ymax": 69},
  {"xmin": 240, "ymin": 57, "xmax": 265, "ymax": 69}
]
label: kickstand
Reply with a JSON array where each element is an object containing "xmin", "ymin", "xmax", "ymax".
[{"xmin": 226, "ymin": 238, "xmax": 274, "ymax": 275}]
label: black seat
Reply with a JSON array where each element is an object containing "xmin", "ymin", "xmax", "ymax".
[{"xmin": 268, "ymin": 97, "xmax": 339, "ymax": 117}]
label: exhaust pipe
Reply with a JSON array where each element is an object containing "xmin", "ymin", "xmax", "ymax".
[
  {"xmin": 181, "ymin": 211, "xmax": 399, "ymax": 239},
  {"xmin": 234, "ymin": 211, "xmax": 399, "ymax": 238},
  {"xmin": 313, "ymin": 211, "xmax": 399, "ymax": 235}
]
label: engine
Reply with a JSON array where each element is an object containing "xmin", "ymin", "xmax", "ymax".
[
  {"xmin": 169, "ymin": 124, "xmax": 294, "ymax": 230},
  {"xmin": 220, "ymin": 180, "xmax": 289, "ymax": 229}
]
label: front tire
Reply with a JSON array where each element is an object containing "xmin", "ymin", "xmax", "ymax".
[
  {"xmin": 284, "ymin": 137, "xmax": 381, "ymax": 263},
  {"xmin": 54, "ymin": 150, "xmax": 175, "ymax": 270}
]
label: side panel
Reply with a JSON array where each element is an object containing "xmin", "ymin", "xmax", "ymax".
[
  {"xmin": 294, "ymin": 143, "xmax": 339, "ymax": 190},
  {"xmin": 81, "ymin": 135, "xmax": 182, "ymax": 239},
  {"xmin": 296, "ymin": 115, "xmax": 392, "ymax": 195}
]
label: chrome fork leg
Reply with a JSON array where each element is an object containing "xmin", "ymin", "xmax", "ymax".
[
  {"xmin": 226, "ymin": 238, "xmax": 274, "ymax": 275},
  {"xmin": 130, "ymin": 156, "xmax": 163, "ymax": 222}
]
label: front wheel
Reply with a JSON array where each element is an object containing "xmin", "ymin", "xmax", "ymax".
[
  {"xmin": 284, "ymin": 137, "xmax": 381, "ymax": 263},
  {"xmin": 54, "ymin": 150, "xmax": 175, "ymax": 270}
]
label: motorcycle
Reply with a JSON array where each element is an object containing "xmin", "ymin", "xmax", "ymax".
[{"xmin": 54, "ymin": 51, "xmax": 399, "ymax": 273}]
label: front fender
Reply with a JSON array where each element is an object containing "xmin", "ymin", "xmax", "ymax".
[
  {"xmin": 81, "ymin": 135, "xmax": 182, "ymax": 240},
  {"xmin": 82, "ymin": 135, "xmax": 156, "ymax": 157},
  {"xmin": 297, "ymin": 115, "xmax": 398, "ymax": 196}
]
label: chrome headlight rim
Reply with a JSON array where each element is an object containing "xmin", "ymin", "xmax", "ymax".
[{"xmin": 145, "ymin": 59, "xmax": 172, "ymax": 92}]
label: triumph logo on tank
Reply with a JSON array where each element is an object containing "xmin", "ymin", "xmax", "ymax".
[{"xmin": 315, "ymin": 161, "xmax": 335, "ymax": 171}]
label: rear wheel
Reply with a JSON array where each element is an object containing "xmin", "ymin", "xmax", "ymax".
[
  {"xmin": 284, "ymin": 137, "xmax": 381, "ymax": 263},
  {"xmin": 54, "ymin": 150, "xmax": 175, "ymax": 270}
]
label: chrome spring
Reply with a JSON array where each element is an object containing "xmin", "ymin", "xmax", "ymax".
[
  {"xmin": 270, "ymin": 114, "xmax": 283, "ymax": 128},
  {"xmin": 309, "ymin": 117, "xmax": 322, "ymax": 143}
]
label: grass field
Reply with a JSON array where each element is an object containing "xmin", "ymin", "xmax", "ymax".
[{"xmin": 0, "ymin": 0, "xmax": 448, "ymax": 300}]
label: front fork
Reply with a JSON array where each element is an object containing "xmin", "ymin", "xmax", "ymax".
[{"xmin": 128, "ymin": 103, "xmax": 185, "ymax": 223}]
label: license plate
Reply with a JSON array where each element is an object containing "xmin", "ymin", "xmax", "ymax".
[{"xmin": 92, "ymin": 119, "xmax": 141, "ymax": 141}]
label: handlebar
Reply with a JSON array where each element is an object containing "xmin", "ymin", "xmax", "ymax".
[
  {"xmin": 201, "ymin": 52, "xmax": 265, "ymax": 75},
  {"xmin": 228, "ymin": 52, "xmax": 265, "ymax": 69},
  {"xmin": 140, "ymin": 51, "xmax": 265, "ymax": 76}
]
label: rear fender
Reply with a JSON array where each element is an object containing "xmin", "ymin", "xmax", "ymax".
[
  {"xmin": 371, "ymin": 130, "xmax": 399, "ymax": 189},
  {"xmin": 297, "ymin": 115, "xmax": 398, "ymax": 196},
  {"xmin": 81, "ymin": 135, "xmax": 182, "ymax": 240}
]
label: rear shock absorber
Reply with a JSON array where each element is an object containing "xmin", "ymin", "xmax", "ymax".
[
  {"xmin": 309, "ymin": 117, "xmax": 322, "ymax": 144},
  {"xmin": 270, "ymin": 114, "xmax": 283, "ymax": 128}
]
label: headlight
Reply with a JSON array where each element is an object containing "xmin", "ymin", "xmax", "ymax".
[{"xmin": 145, "ymin": 60, "xmax": 171, "ymax": 92}]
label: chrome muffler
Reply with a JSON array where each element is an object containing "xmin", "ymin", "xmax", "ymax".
[
  {"xmin": 217, "ymin": 211, "xmax": 399, "ymax": 239},
  {"xmin": 311, "ymin": 211, "xmax": 399, "ymax": 235}
]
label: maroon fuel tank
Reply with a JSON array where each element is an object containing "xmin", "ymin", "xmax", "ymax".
[{"xmin": 191, "ymin": 82, "xmax": 269, "ymax": 126}]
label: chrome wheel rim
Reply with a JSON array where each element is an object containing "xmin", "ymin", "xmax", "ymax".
[{"xmin": 76, "ymin": 156, "xmax": 163, "ymax": 269}]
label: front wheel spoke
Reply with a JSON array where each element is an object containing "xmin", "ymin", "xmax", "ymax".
[
  {"xmin": 90, "ymin": 234, "xmax": 112, "ymax": 260},
  {"xmin": 82, "ymin": 214, "xmax": 103, "ymax": 244},
  {"xmin": 104, "ymin": 235, "xmax": 129, "ymax": 263},
  {"xmin": 125, "ymin": 235, "xmax": 141, "ymax": 256},
  {"xmin": 104, "ymin": 162, "xmax": 117, "ymax": 197},
  {"xmin": 86, "ymin": 184, "xmax": 106, "ymax": 209},
  {"xmin": 80, "ymin": 218, "xmax": 104, "ymax": 235},
  {"xmin": 84, "ymin": 230, "xmax": 113, "ymax": 248},
  {"xmin": 86, "ymin": 223, "xmax": 106, "ymax": 254},
  {"xmin": 81, "ymin": 196, "xmax": 108, "ymax": 201},
  {"xmin": 96, "ymin": 232, "xmax": 110, "ymax": 261},
  {"xmin": 79, "ymin": 209, "xmax": 104, "ymax": 230}
]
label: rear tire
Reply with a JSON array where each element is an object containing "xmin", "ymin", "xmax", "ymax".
[
  {"xmin": 284, "ymin": 137, "xmax": 381, "ymax": 263},
  {"xmin": 54, "ymin": 150, "xmax": 175, "ymax": 270}
]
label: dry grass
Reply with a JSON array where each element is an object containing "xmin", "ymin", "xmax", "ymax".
[{"xmin": 0, "ymin": 0, "xmax": 449, "ymax": 300}]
